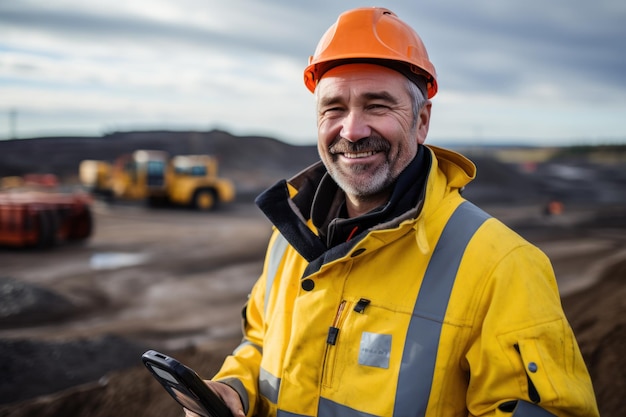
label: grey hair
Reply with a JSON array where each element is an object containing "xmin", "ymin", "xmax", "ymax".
[{"xmin": 405, "ymin": 77, "xmax": 428, "ymax": 129}]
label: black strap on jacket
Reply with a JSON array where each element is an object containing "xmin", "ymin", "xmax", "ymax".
[{"xmin": 505, "ymin": 400, "xmax": 557, "ymax": 416}]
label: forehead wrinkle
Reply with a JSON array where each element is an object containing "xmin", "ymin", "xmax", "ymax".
[
  {"xmin": 318, "ymin": 94, "xmax": 343, "ymax": 109},
  {"xmin": 318, "ymin": 90, "xmax": 399, "ymax": 109},
  {"xmin": 362, "ymin": 91, "xmax": 398, "ymax": 105}
]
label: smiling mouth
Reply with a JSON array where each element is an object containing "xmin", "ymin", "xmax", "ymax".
[
  {"xmin": 329, "ymin": 136, "xmax": 390, "ymax": 160},
  {"xmin": 342, "ymin": 151, "xmax": 378, "ymax": 159}
]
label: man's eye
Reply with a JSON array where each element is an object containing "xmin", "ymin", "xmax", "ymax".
[{"xmin": 323, "ymin": 107, "xmax": 343, "ymax": 115}]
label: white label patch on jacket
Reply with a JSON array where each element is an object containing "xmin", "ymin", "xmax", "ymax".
[{"xmin": 359, "ymin": 332, "xmax": 391, "ymax": 369}]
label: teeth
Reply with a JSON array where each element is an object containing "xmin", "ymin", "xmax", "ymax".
[{"xmin": 344, "ymin": 151, "xmax": 375, "ymax": 159}]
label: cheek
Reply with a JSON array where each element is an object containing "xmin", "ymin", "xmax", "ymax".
[
  {"xmin": 317, "ymin": 120, "xmax": 338, "ymax": 150},
  {"xmin": 317, "ymin": 136, "xmax": 333, "ymax": 164},
  {"xmin": 390, "ymin": 133, "xmax": 418, "ymax": 168},
  {"xmin": 317, "ymin": 140, "xmax": 326, "ymax": 157}
]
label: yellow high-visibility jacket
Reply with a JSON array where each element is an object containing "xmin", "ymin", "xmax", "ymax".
[{"xmin": 213, "ymin": 146, "xmax": 599, "ymax": 417}]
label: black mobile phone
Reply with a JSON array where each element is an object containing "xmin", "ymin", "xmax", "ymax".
[{"xmin": 142, "ymin": 350, "xmax": 232, "ymax": 417}]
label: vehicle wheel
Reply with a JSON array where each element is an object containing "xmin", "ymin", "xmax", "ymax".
[
  {"xmin": 193, "ymin": 189, "xmax": 217, "ymax": 211},
  {"xmin": 36, "ymin": 209, "xmax": 59, "ymax": 248},
  {"xmin": 148, "ymin": 195, "xmax": 168, "ymax": 208},
  {"xmin": 68, "ymin": 206, "xmax": 93, "ymax": 240}
]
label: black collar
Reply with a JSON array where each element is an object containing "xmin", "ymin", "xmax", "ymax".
[{"xmin": 255, "ymin": 145, "xmax": 431, "ymax": 262}]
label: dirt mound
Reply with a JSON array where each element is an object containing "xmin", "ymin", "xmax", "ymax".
[
  {"xmin": 561, "ymin": 258, "xmax": 626, "ymax": 416},
  {"xmin": 0, "ymin": 335, "xmax": 149, "ymax": 406},
  {"xmin": 0, "ymin": 131, "xmax": 320, "ymax": 199},
  {"xmin": 0, "ymin": 342, "xmax": 234, "ymax": 417},
  {"xmin": 0, "ymin": 277, "xmax": 79, "ymax": 327},
  {"xmin": 461, "ymin": 155, "xmax": 544, "ymax": 204}
]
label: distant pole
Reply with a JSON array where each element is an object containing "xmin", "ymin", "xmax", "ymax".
[{"xmin": 9, "ymin": 108, "xmax": 17, "ymax": 139}]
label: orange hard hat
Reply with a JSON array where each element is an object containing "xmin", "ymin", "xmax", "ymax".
[{"xmin": 304, "ymin": 7, "xmax": 438, "ymax": 98}]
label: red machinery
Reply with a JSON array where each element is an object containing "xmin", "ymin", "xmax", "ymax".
[{"xmin": 0, "ymin": 190, "xmax": 93, "ymax": 248}]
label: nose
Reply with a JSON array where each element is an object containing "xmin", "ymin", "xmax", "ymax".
[{"xmin": 340, "ymin": 110, "xmax": 371, "ymax": 142}]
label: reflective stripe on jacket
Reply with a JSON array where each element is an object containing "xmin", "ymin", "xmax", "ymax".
[{"xmin": 214, "ymin": 146, "xmax": 599, "ymax": 417}]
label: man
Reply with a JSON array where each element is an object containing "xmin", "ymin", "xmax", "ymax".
[{"xmin": 188, "ymin": 7, "xmax": 599, "ymax": 417}]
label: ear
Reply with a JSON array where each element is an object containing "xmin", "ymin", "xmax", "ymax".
[{"xmin": 416, "ymin": 101, "xmax": 431, "ymax": 144}]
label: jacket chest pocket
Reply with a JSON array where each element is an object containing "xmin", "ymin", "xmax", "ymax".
[{"xmin": 322, "ymin": 298, "xmax": 414, "ymax": 393}]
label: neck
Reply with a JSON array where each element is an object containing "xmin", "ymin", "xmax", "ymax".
[{"xmin": 345, "ymin": 191, "xmax": 390, "ymax": 218}]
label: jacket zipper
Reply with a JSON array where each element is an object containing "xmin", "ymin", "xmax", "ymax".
[{"xmin": 322, "ymin": 300, "xmax": 348, "ymax": 387}]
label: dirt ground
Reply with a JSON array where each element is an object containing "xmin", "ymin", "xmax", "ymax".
[{"xmin": 0, "ymin": 200, "xmax": 624, "ymax": 416}]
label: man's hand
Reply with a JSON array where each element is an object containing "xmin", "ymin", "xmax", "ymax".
[{"xmin": 183, "ymin": 380, "xmax": 246, "ymax": 417}]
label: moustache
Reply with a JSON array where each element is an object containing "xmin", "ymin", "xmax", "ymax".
[{"xmin": 328, "ymin": 136, "xmax": 391, "ymax": 154}]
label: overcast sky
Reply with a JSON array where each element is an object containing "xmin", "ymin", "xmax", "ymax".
[{"xmin": 1, "ymin": 0, "xmax": 625, "ymax": 145}]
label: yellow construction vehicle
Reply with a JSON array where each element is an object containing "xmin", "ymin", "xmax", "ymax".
[
  {"xmin": 111, "ymin": 150, "xmax": 170, "ymax": 203},
  {"xmin": 165, "ymin": 154, "xmax": 235, "ymax": 210},
  {"xmin": 79, "ymin": 160, "xmax": 114, "ymax": 197},
  {"xmin": 79, "ymin": 150, "xmax": 235, "ymax": 210}
]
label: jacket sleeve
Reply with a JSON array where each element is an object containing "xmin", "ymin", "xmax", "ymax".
[
  {"xmin": 211, "ymin": 233, "xmax": 277, "ymax": 416},
  {"xmin": 464, "ymin": 243, "xmax": 599, "ymax": 417}
]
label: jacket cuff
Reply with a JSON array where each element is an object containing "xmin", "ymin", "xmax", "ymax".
[{"xmin": 218, "ymin": 378, "xmax": 249, "ymax": 415}]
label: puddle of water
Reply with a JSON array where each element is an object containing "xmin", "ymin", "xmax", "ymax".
[{"xmin": 90, "ymin": 252, "xmax": 150, "ymax": 270}]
